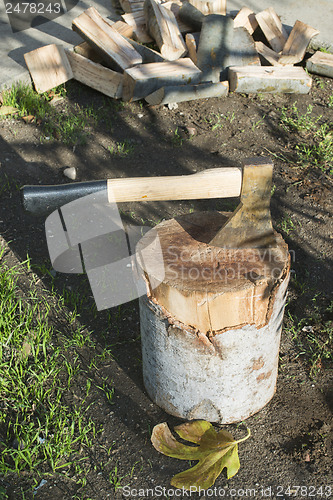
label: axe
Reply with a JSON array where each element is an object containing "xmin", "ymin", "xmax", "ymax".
[{"xmin": 22, "ymin": 157, "xmax": 276, "ymax": 249}]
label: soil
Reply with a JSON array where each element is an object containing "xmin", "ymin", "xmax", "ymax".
[{"xmin": 0, "ymin": 74, "xmax": 332, "ymax": 500}]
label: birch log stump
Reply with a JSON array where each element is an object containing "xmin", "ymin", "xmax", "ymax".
[{"xmin": 136, "ymin": 211, "xmax": 290, "ymax": 423}]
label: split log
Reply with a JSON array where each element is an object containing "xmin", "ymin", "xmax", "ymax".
[
  {"xmin": 223, "ymin": 27, "xmax": 260, "ymax": 77},
  {"xmin": 185, "ymin": 33, "xmax": 200, "ymax": 64},
  {"xmin": 145, "ymin": 81, "xmax": 228, "ymax": 104},
  {"xmin": 229, "ymin": 66, "xmax": 312, "ymax": 94},
  {"xmin": 125, "ymin": 37, "xmax": 166, "ymax": 63},
  {"xmin": 24, "ymin": 44, "xmax": 73, "ymax": 93},
  {"xmin": 119, "ymin": 0, "xmax": 144, "ymax": 12},
  {"xmin": 178, "ymin": 1, "xmax": 204, "ymax": 31},
  {"xmin": 122, "ymin": 58, "xmax": 202, "ymax": 101},
  {"xmin": 144, "ymin": 0, "xmax": 187, "ymax": 60},
  {"xmin": 72, "ymin": 7, "xmax": 142, "ymax": 71},
  {"xmin": 255, "ymin": 41, "xmax": 281, "ymax": 66},
  {"xmin": 74, "ymin": 41, "xmax": 103, "ymax": 63},
  {"xmin": 112, "ymin": 20, "xmax": 135, "ymax": 38},
  {"xmin": 197, "ymin": 17, "xmax": 259, "ymax": 83},
  {"xmin": 306, "ymin": 51, "xmax": 333, "ymax": 78},
  {"xmin": 162, "ymin": 1, "xmax": 193, "ymax": 34},
  {"xmin": 255, "ymin": 7, "xmax": 288, "ymax": 53},
  {"xmin": 278, "ymin": 21, "xmax": 320, "ymax": 65},
  {"xmin": 196, "ymin": 14, "xmax": 234, "ymax": 83},
  {"xmin": 189, "ymin": 0, "xmax": 226, "ymax": 15},
  {"xmin": 122, "ymin": 12, "xmax": 153, "ymax": 43},
  {"xmin": 65, "ymin": 50, "xmax": 123, "ymax": 99},
  {"xmin": 137, "ymin": 211, "xmax": 290, "ymax": 423},
  {"xmin": 233, "ymin": 7, "xmax": 258, "ymax": 35}
]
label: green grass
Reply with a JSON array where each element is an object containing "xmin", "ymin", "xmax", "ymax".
[
  {"xmin": 280, "ymin": 102, "xmax": 333, "ymax": 174},
  {"xmin": 284, "ymin": 292, "xmax": 333, "ymax": 378},
  {"xmin": 108, "ymin": 140, "xmax": 135, "ymax": 156},
  {"xmin": 1, "ymin": 82, "xmax": 97, "ymax": 145},
  {"xmin": 0, "ymin": 249, "xmax": 101, "ymax": 481}
]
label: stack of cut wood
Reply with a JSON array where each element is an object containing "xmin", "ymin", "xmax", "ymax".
[{"xmin": 24, "ymin": 2, "xmax": 327, "ymax": 105}]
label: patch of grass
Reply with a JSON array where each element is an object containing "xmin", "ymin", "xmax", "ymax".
[
  {"xmin": 285, "ymin": 295, "xmax": 333, "ymax": 378},
  {"xmin": 280, "ymin": 103, "xmax": 321, "ymax": 132},
  {"xmin": 1, "ymin": 82, "xmax": 97, "ymax": 146},
  {"xmin": 276, "ymin": 215, "xmax": 296, "ymax": 235},
  {"xmin": 280, "ymin": 102, "xmax": 333, "ymax": 174},
  {"xmin": 0, "ymin": 249, "xmax": 98, "ymax": 477},
  {"xmin": 251, "ymin": 114, "xmax": 266, "ymax": 131},
  {"xmin": 327, "ymin": 94, "xmax": 333, "ymax": 108},
  {"xmin": 108, "ymin": 140, "xmax": 135, "ymax": 156},
  {"xmin": 295, "ymin": 123, "xmax": 333, "ymax": 174}
]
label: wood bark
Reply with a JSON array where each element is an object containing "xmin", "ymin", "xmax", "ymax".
[
  {"xmin": 178, "ymin": 1, "xmax": 204, "ymax": 32},
  {"xmin": 229, "ymin": 66, "xmax": 312, "ymax": 94},
  {"xmin": 122, "ymin": 58, "xmax": 202, "ymax": 101},
  {"xmin": 306, "ymin": 51, "xmax": 333, "ymax": 78},
  {"xmin": 145, "ymin": 81, "xmax": 228, "ymax": 105},
  {"xmin": 196, "ymin": 14, "xmax": 234, "ymax": 82},
  {"xmin": 137, "ymin": 211, "xmax": 290, "ymax": 423}
]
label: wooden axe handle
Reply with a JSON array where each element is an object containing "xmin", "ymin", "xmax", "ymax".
[{"xmin": 22, "ymin": 167, "xmax": 242, "ymax": 216}]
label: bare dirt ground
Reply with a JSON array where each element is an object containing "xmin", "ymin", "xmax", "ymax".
[{"xmin": 0, "ymin": 74, "xmax": 332, "ymax": 499}]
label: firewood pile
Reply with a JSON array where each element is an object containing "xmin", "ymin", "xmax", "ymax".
[{"xmin": 23, "ymin": 0, "xmax": 333, "ymax": 105}]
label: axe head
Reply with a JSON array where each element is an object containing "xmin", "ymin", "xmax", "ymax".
[{"xmin": 210, "ymin": 157, "xmax": 276, "ymax": 249}]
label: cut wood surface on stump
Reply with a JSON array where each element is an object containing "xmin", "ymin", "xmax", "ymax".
[
  {"xmin": 233, "ymin": 6, "xmax": 258, "ymax": 35},
  {"xmin": 145, "ymin": 80, "xmax": 228, "ymax": 104},
  {"xmin": 137, "ymin": 211, "xmax": 290, "ymax": 423},
  {"xmin": 72, "ymin": 6, "xmax": 142, "ymax": 71},
  {"xmin": 66, "ymin": 50, "xmax": 123, "ymax": 99},
  {"xmin": 279, "ymin": 20, "xmax": 320, "ymax": 65},
  {"xmin": 24, "ymin": 44, "xmax": 73, "ymax": 93},
  {"xmin": 144, "ymin": 0, "xmax": 187, "ymax": 60},
  {"xmin": 229, "ymin": 66, "xmax": 312, "ymax": 94},
  {"xmin": 255, "ymin": 7, "xmax": 288, "ymax": 53},
  {"xmin": 306, "ymin": 51, "xmax": 333, "ymax": 78},
  {"xmin": 122, "ymin": 58, "xmax": 202, "ymax": 101}
]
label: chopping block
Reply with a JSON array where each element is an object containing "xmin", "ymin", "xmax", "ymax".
[
  {"xmin": 22, "ymin": 156, "xmax": 290, "ymax": 424},
  {"xmin": 135, "ymin": 158, "xmax": 290, "ymax": 423}
]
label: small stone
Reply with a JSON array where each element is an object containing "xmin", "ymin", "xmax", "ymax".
[
  {"xmin": 63, "ymin": 167, "xmax": 77, "ymax": 180},
  {"xmin": 186, "ymin": 126, "xmax": 197, "ymax": 136},
  {"xmin": 138, "ymin": 113, "xmax": 144, "ymax": 118},
  {"xmin": 168, "ymin": 102, "xmax": 178, "ymax": 110}
]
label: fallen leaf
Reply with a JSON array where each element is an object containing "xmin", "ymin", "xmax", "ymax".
[
  {"xmin": 151, "ymin": 421, "xmax": 251, "ymax": 490},
  {"xmin": 22, "ymin": 115, "xmax": 35, "ymax": 124},
  {"xmin": 0, "ymin": 105, "xmax": 19, "ymax": 116}
]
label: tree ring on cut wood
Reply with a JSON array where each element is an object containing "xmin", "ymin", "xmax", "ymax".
[{"xmin": 136, "ymin": 211, "xmax": 290, "ymax": 334}]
